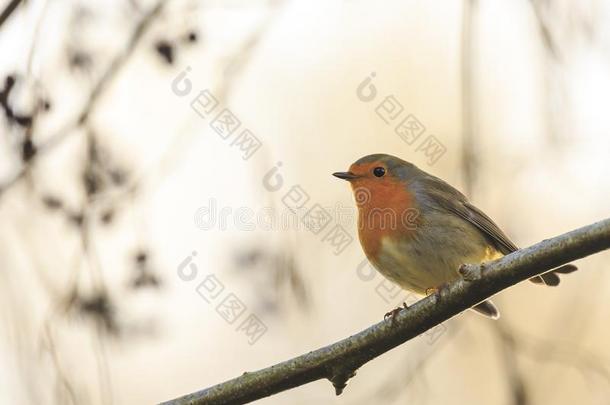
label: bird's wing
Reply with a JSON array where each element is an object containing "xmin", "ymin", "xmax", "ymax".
[
  {"xmin": 458, "ymin": 201, "xmax": 519, "ymax": 254},
  {"xmin": 414, "ymin": 171, "xmax": 576, "ymax": 286},
  {"xmin": 414, "ymin": 172, "xmax": 518, "ymax": 254},
  {"xmin": 437, "ymin": 195, "xmax": 519, "ymax": 254},
  {"xmin": 447, "ymin": 199, "xmax": 580, "ymax": 286}
]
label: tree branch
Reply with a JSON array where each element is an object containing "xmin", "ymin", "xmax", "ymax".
[
  {"xmin": 161, "ymin": 218, "xmax": 610, "ymax": 405},
  {"xmin": 0, "ymin": 0, "xmax": 24, "ymax": 29},
  {"xmin": 0, "ymin": 0, "xmax": 167, "ymax": 198},
  {"xmin": 460, "ymin": 0, "xmax": 478, "ymax": 198}
]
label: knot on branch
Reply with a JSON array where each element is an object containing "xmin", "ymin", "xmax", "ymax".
[
  {"xmin": 327, "ymin": 363, "xmax": 359, "ymax": 395},
  {"xmin": 458, "ymin": 263, "xmax": 484, "ymax": 281}
]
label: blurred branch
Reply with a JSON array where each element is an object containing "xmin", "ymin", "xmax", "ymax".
[
  {"xmin": 461, "ymin": 0, "xmax": 477, "ymax": 197},
  {"xmin": 493, "ymin": 322, "xmax": 530, "ymax": 405},
  {"xmin": 510, "ymin": 323, "xmax": 610, "ymax": 385},
  {"xmin": 529, "ymin": 0, "xmax": 562, "ymax": 145},
  {"xmin": 0, "ymin": 0, "xmax": 24, "ymax": 29},
  {"xmin": 529, "ymin": 0, "xmax": 560, "ymax": 60},
  {"xmin": 214, "ymin": 0, "xmax": 286, "ymax": 103},
  {"xmin": 133, "ymin": 0, "xmax": 286, "ymax": 200},
  {"xmin": 0, "ymin": 0, "xmax": 167, "ymax": 198},
  {"xmin": 160, "ymin": 218, "xmax": 610, "ymax": 405},
  {"xmin": 42, "ymin": 0, "xmax": 167, "ymax": 149}
]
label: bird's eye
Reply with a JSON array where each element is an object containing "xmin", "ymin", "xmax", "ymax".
[{"xmin": 373, "ymin": 167, "xmax": 386, "ymax": 177}]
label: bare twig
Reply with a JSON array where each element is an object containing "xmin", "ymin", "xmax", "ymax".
[
  {"xmin": 530, "ymin": 0, "xmax": 560, "ymax": 60},
  {"xmin": 41, "ymin": 0, "xmax": 167, "ymax": 150},
  {"xmin": 0, "ymin": 0, "xmax": 167, "ymax": 198},
  {"xmin": 161, "ymin": 218, "xmax": 610, "ymax": 405},
  {"xmin": 212, "ymin": 0, "xmax": 287, "ymax": 104},
  {"xmin": 0, "ymin": 0, "xmax": 24, "ymax": 29},
  {"xmin": 461, "ymin": 0, "xmax": 478, "ymax": 198},
  {"xmin": 493, "ymin": 322, "xmax": 530, "ymax": 405}
]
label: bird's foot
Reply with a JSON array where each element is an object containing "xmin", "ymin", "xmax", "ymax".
[
  {"xmin": 425, "ymin": 287, "xmax": 438, "ymax": 296},
  {"xmin": 384, "ymin": 302, "xmax": 408, "ymax": 323},
  {"xmin": 425, "ymin": 284, "xmax": 448, "ymax": 303}
]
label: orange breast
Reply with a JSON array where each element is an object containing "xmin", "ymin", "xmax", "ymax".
[{"xmin": 354, "ymin": 179, "xmax": 419, "ymax": 259}]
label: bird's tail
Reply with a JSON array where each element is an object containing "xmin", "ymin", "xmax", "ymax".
[
  {"xmin": 529, "ymin": 264, "xmax": 578, "ymax": 286},
  {"xmin": 470, "ymin": 265, "xmax": 578, "ymax": 319},
  {"xmin": 471, "ymin": 300, "xmax": 500, "ymax": 320}
]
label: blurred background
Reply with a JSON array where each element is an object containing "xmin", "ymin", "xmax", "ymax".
[{"xmin": 1, "ymin": 0, "xmax": 609, "ymax": 404}]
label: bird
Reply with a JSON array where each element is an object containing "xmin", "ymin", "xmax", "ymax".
[{"xmin": 333, "ymin": 153, "xmax": 578, "ymax": 319}]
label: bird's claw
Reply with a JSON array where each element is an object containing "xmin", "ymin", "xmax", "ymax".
[
  {"xmin": 426, "ymin": 284, "xmax": 447, "ymax": 303},
  {"xmin": 425, "ymin": 287, "xmax": 438, "ymax": 296},
  {"xmin": 384, "ymin": 302, "xmax": 408, "ymax": 323}
]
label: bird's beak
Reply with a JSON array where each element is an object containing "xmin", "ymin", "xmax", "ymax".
[{"xmin": 333, "ymin": 171, "xmax": 359, "ymax": 181}]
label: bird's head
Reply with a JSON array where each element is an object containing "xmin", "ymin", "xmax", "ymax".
[{"xmin": 333, "ymin": 153, "xmax": 417, "ymax": 210}]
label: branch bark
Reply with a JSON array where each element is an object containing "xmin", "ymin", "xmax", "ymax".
[{"xmin": 161, "ymin": 218, "xmax": 610, "ymax": 405}]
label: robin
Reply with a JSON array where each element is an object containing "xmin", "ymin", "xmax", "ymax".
[{"xmin": 333, "ymin": 153, "xmax": 577, "ymax": 319}]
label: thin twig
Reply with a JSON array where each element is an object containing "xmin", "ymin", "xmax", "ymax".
[
  {"xmin": 0, "ymin": 0, "xmax": 167, "ymax": 198},
  {"xmin": 41, "ymin": 0, "xmax": 167, "ymax": 150},
  {"xmin": 461, "ymin": 0, "xmax": 477, "ymax": 198},
  {"xmin": 0, "ymin": 0, "xmax": 24, "ymax": 29},
  {"xmin": 161, "ymin": 218, "xmax": 610, "ymax": 405},
  {"xmin": 493, "ymin": 321, "xmax": 530, "ymax": 405}
]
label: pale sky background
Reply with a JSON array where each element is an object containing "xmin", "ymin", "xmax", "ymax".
[{"xmin": 1, "ymin": 0, "xmax": 610, "ymax": 404}]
